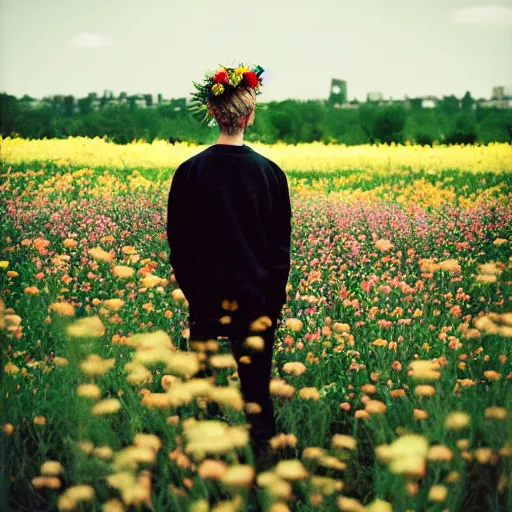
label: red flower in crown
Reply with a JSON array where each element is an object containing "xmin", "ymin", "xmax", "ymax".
[
  {"xmin": 242, "ymin": 71, "xmax": 259, "ymax": 88},
  {"xmin": 213, "ymin": 71, "xmax": 229, "ymax": 84}
]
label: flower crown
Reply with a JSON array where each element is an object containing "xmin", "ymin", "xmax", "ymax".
[{"xmin": 189, "ymin": 63, "xmax": 264, "ymax": 127}]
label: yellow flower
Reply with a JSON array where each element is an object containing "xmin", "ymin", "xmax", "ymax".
[
  {"xmin": 53, "ymin": 356, "xmax": 69, "ymax": 366},
  {"xmin": 310, "ymin": 475, "xmax": 343, "ymax": 495},
  {"xmin": 245, "ymin": 335, "xmax": 265, "ymax": 351},
  {"xmin": 445, "ymin": 411, "xmax": 470, "ymax": 430},
  {"xmin": 332, "ymin": 434, "xmax": 357, "ymax": 451},
  {"xmin": 77, "ymin": 384, "xmax": 102, "ymax": 399},
  {"xmin": 103, "ymin": 499, "xmax": 125, "ymax": 512},
  {"xmin": 126, "ymin": 364, "xmax": 153, "ymax": 385},
  {"xmin": 171, "ymin": 288, "xmax": 186, "ymax": 301},
  {"xmin": 103, "ymin": 299, "xmax": 125, "ymax": 311},
  {"xmin": 89, "ymin": 246, "xmax": 113, "ymax": 262},
  {"xmin": 274, "ymin": 459, "xmax": 308, "ymax": 481},
  {"xmin": 32, "ymin": 476, "xmax": 61, "ymax": 489},
  {"xmin": 337, "ymin": 496, "xmax": 365, "ymax": 511},
  {"xmin": 3, "ymin": 424, "xmax": 15, "ymax": 436},
  {"xmin": 112, "ymin": 265, "xmax": 134, "ymax": 278},
  {"xmin": 41, "ymin": 460, "xmax": 64, "ymax": 476},
  {"xmin": 413, "ymin": 409, "xmax": 429, "ymax": 420},
  {"xmin": 221, "ymin": 464, "xmax": 255, "ymax": 488},
  {"xmin": 235, "ymin": 66, "xmax": 249, "ymax": 75},
  {"xmin": 299, "ymin": 387, "xmax": 320, "ymax": 401},
  {"xmin": 49, "ymin": 302, "xmax": 76, "ymax": 316},
  {"xmin": 0, "ymin": 261, "xmax": 9, "ymax": 268},
  {"xmin": 409, "ymin": 359, "xmax": 441, "ymax": 380},
  {"xmin": 212, "ymin": 83, "xmax": 225, "ymax": 96},
  {"xmin": 141, "ymin": 274, "xmax": 162, "ymax": 288},
  {"xmin": 474, "ymin": 447, "xmax": 494, "ymax": 464},
  {"xmin": 436, "ymin": 258, "xmax": 461, "ymax": 273},
  {"xmin": 285, "ymin": 318, "xmax": 303, "ymax": 331},
  {"xmin": 249, "ymin": 315, "xmax": 271, "ymax": 331},
  {"xmin": 427, "ymin": 445, "xmax": 453, "ymax": 461},
  {"xmin": 198, "ymin": 459, "xmax": 228, "ymax": 479},
  {"xmin": 365, "ymin": 499, "xmax": 393, "ymax": 512},
  {"xmin": 60, "ymin": 484, "xmax": 95, "ymax": 507},
  {"xmin": 375, "ymin": 239, "xmax": 394, "ymax": 252},
  {"xmin": 485, "ymin": 406, "xmax": 508, "ymax": 420},
  {"xmin": 4, "ymin": 362, "xmax": 20, "ymax": 374},
  {"xmin": 93, "ymin": 445, "xmax": 114, "ymax": 459},
  {"xmin": 282, "ymin": 362, "xmax": 307, "ymax": 376},
  {"xmin": 91, "ymin": 398, "xmax": 121, "ymax": 415},
  {"xmin": 80, "ymin": 354, "xmax": 115, "ymax": 377},
  {"xmin": 66, "ymin": 316, "xmax": 105, "ymax": 338},
  {"xmin": 415, "ymin": 384, "xmax": 436, "ymax": 397},
  {"xmin": 34, "ymin": 416, "xmax": 47, "ymax": 426},
  {"xmin": 365, "ymin": 400, "xmax": 387, "ymax": 414},
  {"xmin": 209, "ymin": 354, "xmax": 237, "ymax": 369},
  {"xmin": 207, "ymin": 386, "xmax": 244, "ymax": 411},
  {"xmin": 428, "ymin": 484, "xmax": 448, "ymax": 503},
  {"xmin": 113, "ymin": 445, "xmax": 157, "ymax": 471},
  {"xmin": 165, "ymin": 351, "xmax": 200, "ymax": 377}
]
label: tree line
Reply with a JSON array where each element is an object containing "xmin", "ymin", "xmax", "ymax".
[{"xmin": 1, "ymin": 92, "xmax": 511, "ymax": 146}]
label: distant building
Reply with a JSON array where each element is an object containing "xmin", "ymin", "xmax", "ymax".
[
  {"xmin": 169, "ymin": 98, "xmax": 187, "ymax": 111},
  {"xmin": 482, "ymin": 86, "xmax": 512, "ymax": 109},
  {"xmin": 492, "ymin": 86, "xmax": 505, "ymax": 100},
  {"xmin": 421, "ymin": 96, "xmax": 438, "ymax": 108},
  {"xmin": 328, "ymin": 79, "xmax": 347, "ymax": 106},
  {"xmin": 367, "ymin": 92, "xmax": 383, "ymax": 103}
]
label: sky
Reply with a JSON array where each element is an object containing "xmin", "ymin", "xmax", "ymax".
[{"xmin": 0, "ymin": 0, "xmax": 511, "ymax": 103}]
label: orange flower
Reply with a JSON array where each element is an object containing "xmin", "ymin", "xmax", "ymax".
[
  {"xmin": 63, "ymin": 238, "xmax": 77, "ymax": 248},
  {"xmin": 122, "ymin": 246, "xmax": 137, "ymax": 255},
  {"xmin": 413, "ymin": 409, "xmax": 429, "ymax": 420},
  {"xmin": 89, "ymin": 246, "xmax": 113, "ymax": 262},
  {"xmin": 415, "ymin": 385, "xmax": 436, "ymax": 396},
  {"xmin": 365, "ymin": 400, "xmax": 387, "ymax": 414},
  {"xmin": 483, "ymin": 370, "xmax": 501, "ymax": 381}
]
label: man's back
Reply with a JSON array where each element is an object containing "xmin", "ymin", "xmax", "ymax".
[{"xmin": 166, "ymin": 143, "xmax": 292, "ymax": 330}]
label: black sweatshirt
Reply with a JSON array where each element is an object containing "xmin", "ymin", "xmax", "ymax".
[{"xmin": 166, "ymin": 143, "xmax": 292, "ymax": 322}]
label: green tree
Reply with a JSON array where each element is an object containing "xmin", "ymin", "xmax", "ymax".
[
  {"xmin": 444, "ymin": 112, "xmax": 478, "ymax": 145},
  {"xmin": 461, "ymin": 91, "xmax": 475, "ymax": 113},
  {"xmin": 373, "ymin": 106, "xmax": 406, "ymax": 144},
  {"xmin": 358, "ymin": 104, "xmax": 378, "ymax": 143},
  {"xmin": 440, "ymin": 95, "xmax": 460, "ymax": 116}
]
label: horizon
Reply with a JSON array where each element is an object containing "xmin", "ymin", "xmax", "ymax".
[{"xmin": 1, "ymin": 0, "xmax": 511, "ymax": 103}]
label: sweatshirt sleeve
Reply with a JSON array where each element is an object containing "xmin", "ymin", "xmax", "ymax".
[
  {"xmin": 166, "ymin": 165, "xmax": 197, "ymax": 303},
  {"xmin": 266, "ymin": 169, "xmax": 292, "ymax": 316}
]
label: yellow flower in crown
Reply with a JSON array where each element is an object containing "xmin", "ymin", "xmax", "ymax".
[
  {"xmin": 229, "ymin": 70, "xmax": 243, "ymax": 87},
  {"xmin": 211, "ymin": 83, "xmax": 225, "ymax": 96},
  {"xmin": 235, "ymin": 66, "xmax": 249, "ymax": 75}
]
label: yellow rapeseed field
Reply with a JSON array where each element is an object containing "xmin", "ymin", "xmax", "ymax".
[{"xmin": 1, "ymin": 136, "xmax": 511, "ymax": 173}]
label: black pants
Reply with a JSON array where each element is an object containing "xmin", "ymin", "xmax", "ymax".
[{"xmin": 188, "ymin": 311, "xmax": 277, "ymax": 445}]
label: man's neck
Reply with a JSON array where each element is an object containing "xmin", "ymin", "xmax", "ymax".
[{"xmin": 216, "ymin": 131, "xmax": 245, "ymax": 146}]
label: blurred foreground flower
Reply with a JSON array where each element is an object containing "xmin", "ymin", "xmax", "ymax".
[
  {"xmin": 91, "ymin": 398, "xmax": 121, "ymax": 415},
  {"xmin": 375, "ymin": 434, "xmax": 429, "ymax": 478},
  {"xmin": 66, "ymin": 316, "xmax": 105, "ymax": 338},
  {"xmin": 183, "ymin": 420, "xmax": 249, "ymax": 460},
  {"xmin": 445, "ymin": 411, "xmax": 470, "ymax": 430}
]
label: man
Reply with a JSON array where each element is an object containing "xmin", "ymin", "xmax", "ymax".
[{"xmin": 166, "ymin": 64, "xmax": 292, "ymax": 465}]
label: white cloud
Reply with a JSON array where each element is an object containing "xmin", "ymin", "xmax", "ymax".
[
  {"xmin": 451, "ymin": 6, "xmax": 512, "ymax": 26},
  {"xmin": 71, "ymin": 32, "xmax": 111, "ymax": 48}
]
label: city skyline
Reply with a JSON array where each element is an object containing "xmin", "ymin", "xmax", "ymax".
[{"xmin": 1, "ymin": 0, "xmax": 511, "ymax": 103}]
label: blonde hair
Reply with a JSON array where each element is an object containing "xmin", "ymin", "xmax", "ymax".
[{"xmin": 208, "ymin": 87, "xmax": 256, "ymax": 135}]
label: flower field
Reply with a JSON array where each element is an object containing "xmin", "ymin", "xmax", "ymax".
[{"xmin": 1, "ymin": 139, "xmax": 512, "ymax": 512}]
